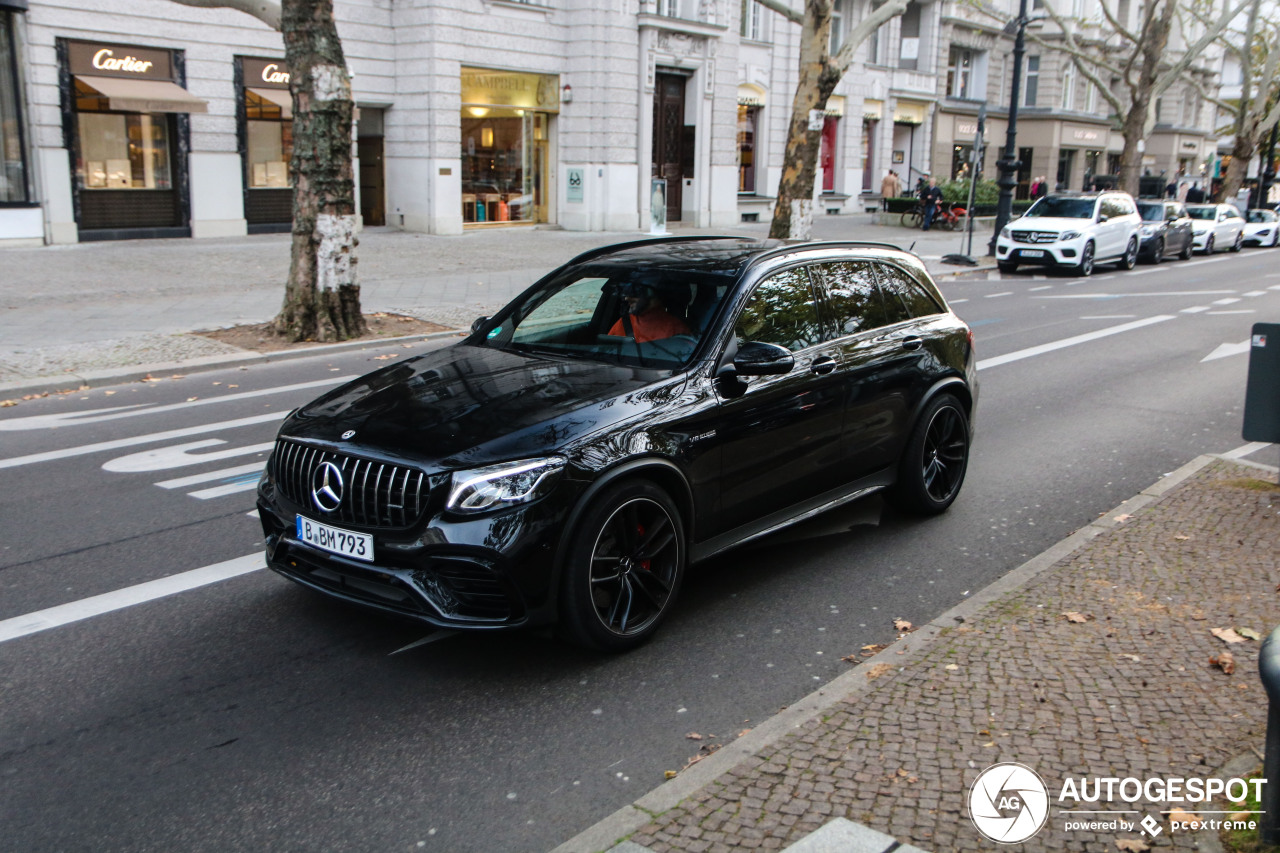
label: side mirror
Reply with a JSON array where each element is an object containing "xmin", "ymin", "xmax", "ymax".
[
  {"xmin": 1097, "ymin": 214, "xmax": 1109, "ymax": 223},
  {"xmin": 732, "ymin": 340, "xmax": 796, "ymax": 376},
  {"xmin": 471, "ymin": 316, "xmax": 490, "ymax": 334}
]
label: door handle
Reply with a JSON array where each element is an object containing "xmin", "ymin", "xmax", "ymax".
[
  {"xmin": 900, "ymin": 335, "xmax": 923, "ymax": 351},
  {"xmin": 810, "ymin": 357, "xmax": 837, "ymax": 375}
]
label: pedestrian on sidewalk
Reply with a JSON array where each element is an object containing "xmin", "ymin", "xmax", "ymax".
[
  {"xmin": 921, "ymin": 177, "xmax": 943, "ymax": 231},
  {"xmin": 880, "ymin": 170, "xmax": 901, "ymax": 210}
]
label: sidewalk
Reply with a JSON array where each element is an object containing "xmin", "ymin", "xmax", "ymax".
[
  {"xmin": 0, "ymin": 215, "xmax": 992, "ymax": 395},
  {"xmin": 556, "ymin": 454, "xmax": 1280, "ymax": 853}
]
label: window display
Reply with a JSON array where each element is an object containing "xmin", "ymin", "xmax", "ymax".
[
  {"xmin": 75, "ymin": 89, "xmax": 172, "ymax": 191},
  {"xmin": 461, "ymin": 108, "xmax": 544, "ymax": 224}
]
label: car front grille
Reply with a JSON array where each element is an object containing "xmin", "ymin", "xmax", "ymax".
[
  {"xmin": 1011, "ymin": 230, "xmax": 1059, "ymax": 244},
  {"xmin": 273, "ymin": 438, "xmax": 435, "ymax": 528}
]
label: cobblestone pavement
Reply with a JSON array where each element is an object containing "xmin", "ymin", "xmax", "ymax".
[
  {"xmin": 614, "ymin": 459, "xmax": 1278, "ymax": 852},
  {"xmin": 0, "ymin": 218, "xmax": 989, "ymax": 388}
]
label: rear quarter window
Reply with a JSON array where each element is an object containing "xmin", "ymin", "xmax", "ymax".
[{"xmin": 874, "ymin": 263, "xmax": 944, "ymax": 322}]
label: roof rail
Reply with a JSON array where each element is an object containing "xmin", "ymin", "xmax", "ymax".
[
  {"xmin": 562, "ymin": 235, "xmax": 760, "ymax": 267},
  {"xmin": 741, "ymin": 239, "xmax": 911, "ymax": 271}
]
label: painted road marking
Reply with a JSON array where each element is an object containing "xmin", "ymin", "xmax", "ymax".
[
  {"xmin": 156, "ymin": 463, "xmax": 264, "ymax": 489},
  {"xmin": 1207, "ymin": 310, "xmax": 1256, "ymax": 315},
  {"xmin": 102, "ymin": 439, "xmax": 273, "ymax": 473},
  {"xmin": 0, "ymin": 377, "xmax": 354, "ymax": 432},
  {"xmin": 1212, "ymin": 297, "xmax": 1241, "ymax": 305},
  {"xmin": 1036, "ymin": 290, "xmax": 1237, "ymax": 299},
  {"xmin": 1181, "ymin": 306, "xmax": 1211, "ymax": 313},
  {"xmin": 977, "ymin": 315, "xmax": 1176, "ymax": 370},
  {"xmin": 1028, "ymin": 285, "xmax": 1053, "ymax": 292},
  {"xmin": 985, "ymin": 292, "xmax": 1014, "ymax": 298},
  {"xmin": 0, "ymin": 554, "xmax": 263, "ymax": 644},
  {"xmin": 0, "ymin": 411, "xmax": 286, "ymax": 471},
  {"xmin": 1080, "ymin": 315, "xmax": 1137, "ymax": 320}
]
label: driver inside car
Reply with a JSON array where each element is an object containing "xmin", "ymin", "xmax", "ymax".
[{"xmin": 607, "ymin": 279, "xmax": 691, "ymax": 343}]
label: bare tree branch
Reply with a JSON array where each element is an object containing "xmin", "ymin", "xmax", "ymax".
[
  {"xmin": 167, "ymin": 0, "xmax": 281, "ymax": 30},
  {"xmin": 833, "ymin": 0, "xmax": 910, "ymax": 72},
  {"xmin": 752, "ymin": 0, "xmax": 804, "ymax": 26}
]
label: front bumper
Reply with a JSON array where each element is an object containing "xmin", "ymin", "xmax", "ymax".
[
  {"xmin": 1244, "ymin": 228, "xmax": 1273, "ymax": 245},
  {"xmin": 1192, "ymin": 231, "xmax": 1212, "ymax": 250},
  {"xmin": 994, "ymin": 237, "xmax": 1084, "ymax": 268}
]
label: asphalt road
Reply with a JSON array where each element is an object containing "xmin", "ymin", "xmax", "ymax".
[{"xmin": 1, "ymin": 247, "xmax": 1278, "ymax": 852}]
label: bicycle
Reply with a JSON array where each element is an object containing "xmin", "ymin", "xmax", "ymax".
[
  {"xmin": 900, "ymin": 202, "xmax": 926, "ymax": 229},
  {"xmin": 934, "ymin": 202, "xmax": 968, "ymax": 231}
]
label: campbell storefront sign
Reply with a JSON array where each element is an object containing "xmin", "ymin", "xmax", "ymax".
[
  {"xmin": 67, "ymin": 40, "xmax": 173, "ymax": 81},
  {"xmin": 242, "ymin": 58, "xmax": 291, "ymax": 89}
]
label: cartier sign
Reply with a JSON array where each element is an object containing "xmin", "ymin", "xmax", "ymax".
[
  {"xmin": 67, "ymin": 41, "xmax": 173, "ymax": 81},
  {"xmin": 242, "ymin": 58, "xmax": 291, "ymax": 90}
]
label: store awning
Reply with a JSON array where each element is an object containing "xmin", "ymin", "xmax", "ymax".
[
  {"xmin": 863, "ymin": 99, "xmax": 884, "ymax": 120},
  {"xmin": 76, "ymin": 75, "xmax": 208, "ymax": 114},
  {"xmin": 248, "ymin": 86, "xmax": 293, "ymax": 119},
  {"xmin": 737, "ymin": 83, "xmax": 766, "ymax": 107},
  {"xmin": 824, "ymin": 95, "xmax": 845, "ymax": 117}
]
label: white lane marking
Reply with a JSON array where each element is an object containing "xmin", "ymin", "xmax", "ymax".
[
  {"xmin": 1207, "ymin": 310, "xmax": 1256, "ymax": 315},
  {"xmin": 1222, "ymin": 441, "xmax": 1273, "ymax": 459},
  {"xmin": 1212, "ymin": 297, "xmax": 1242, "ymax": 305},
  {"xmin": 948, "ymin": 298, "xmax": 969, "ymax": 303},
  {"xmin": 0, "ymin": 377, "xmax": 354, "ymax": 432},
  {"xmin": 985, "ymin": 291, "xmax": 1014, "ymax": 298},
  {"xmin": 1181, "ymin": 306, "xmax": 1211, "ymax": 313},
  {"xmin": 1126, "ymin": 268, "xmax": 1158, "ymax": 275},
  {"xmin": 157, "ymin": 463, "xmax": 265, "ymax": 489},
  {"xmin": 976, "ymin": 315, "xmax": 1177, "ymax": 371},
  {"xmin": 1028, "ymin": 285, "xmax": 1053, "ymax": 292},
  {"xmin": 189, "ymin": 480, "xmax": 261, "ymax": 500},
  {"xmin": 1202, "ymin": 340, "xmax": 1252, "ymax": 362},
  {"xmin": 1080, "ymin": 315, "xmax": 1137, "ymax": 320},
  {"xmin": 1180, "ymin": 257, "xmax": 1229, "ymax": 268},
  {"xmin": 1036, "ymin": 290, "xmax": 1237, "ymax": 299},
  {"xmin": 1244, "ymin": 290, "xmax": 1268, "ymax": 297},
  {"xmin": 0, "ymin": 411, "xmax": 286, "ymax": 471},
  {"xmin": 390, "ymin": 631, "xmax": 460, "ymax": 655},
  {"xmin": 0, "ymin": 554, "xmax": 263, "ymax": 644},
  {"xmin": 1092, "ymin": 275, "xmax": 1115, "ymax": 281},
  {"xmin": 247, "ymin": 509, "xmax": 260, "ymax": 518},
  {"xmin": 102, "ymin": 439, "xmax": 273, "ymax": 473}
]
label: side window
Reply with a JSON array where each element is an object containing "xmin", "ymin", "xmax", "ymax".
[
  {"xmin": 735, "ymin": 267, "xmax": 825, "ymax": 351},
  {"xmin": 808, "ymin": 260, "xmax": 889, "ymax": 337},
  {"xmin": 874, "ymin": 263, "xmax": 943, "ymax": 322}
]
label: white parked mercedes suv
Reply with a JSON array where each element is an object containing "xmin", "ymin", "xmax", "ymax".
[{"xmin": 995, "ymin": 192, "xmax": 1142, "ymax": 276}]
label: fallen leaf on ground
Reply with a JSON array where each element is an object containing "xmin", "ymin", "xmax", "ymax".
[
  {"xmin": 686, "ymin": 733, "xmax": 703, "ymax": 741},
  {"xmin": 738, "ymin": 729, "xmax": 751, "ymax": 738},
  {"xmin": 1062, "ymin": 611, "xmax": 1093, "ymax": 623},
  {"xmin": 1168, "ymin": 807, "xmax": 1202, "ymax": 827},
  {"xmin": 945, "ymin": 663, "xmax": 959, "ymax": 671},
  {"xmin": 1118, "ymin": 653, "xmax": 1141, "ymax": 662},
  {"xmin": 862, "ymin": 643, "xmax": 888, "ymax": 656},
  {"xmin": 866, "ymin": 663, "xmax": 895, "ymax": 680},
  {"xmin": 1174, "ymin": 534, "xmax": 1190, "ymax": 541},
  {"xmin": 1211, "ymin": 627, "xmax": 1247, "ymax": 644},
  {"xmin": 0, "ymin": 400, "xmax": 15, "ymax": 408},
  {"xmin": 893, "ymin": 619, "xmax": 913, "ymax": 632},
  {"xmin": 1114, "ymin": 513, "xmax": 1134, "ymax": 522},
  {"xmin": 1115, "ymin": 838, "xmax": 1150, "ymax": 852},
  {"xmin": 373, "ymin": 354, "xmax": 398, "ymax": 361},
  {"xmin": 186, "ymin": 397, "xmax": 198, "ymax": 402},
  {"xmin": 840, "ymin": 654, "xmax": 859, "ymax": 663},
  {"xmin": 1238, "ymin": 627, "xmax": 1262, "ymax": 641},
  {"xmin": 1211, "ymin": 651, "xmax": 1236, "ymax": 674},
  {"xmin": 664, "ymin": 770, "xmax": 677, "ymax": 780}
]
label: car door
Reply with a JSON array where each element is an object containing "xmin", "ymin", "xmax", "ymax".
[
  {"xmin": 1099, "ymin": 197, "xmax": 1124, "ymax": 257},
  {"xmin": 709, "ymin": 265, "xmax": 849, "ymax": 535},
  {"xmin": 1168, "ymin": 203, "xmax": 1192, "ymax": 253},
  {"xmin": 808, "ymin": 259, "xmax": 933, "ymax": 481}
]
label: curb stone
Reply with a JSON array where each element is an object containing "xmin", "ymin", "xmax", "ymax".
[
  {"xmin": 550, "ymin": 452, "xmax": 1257, "ymax": 853},
  {"xmin": 0, "ymin": 329, "xmax": 465, "ymax": 400}
]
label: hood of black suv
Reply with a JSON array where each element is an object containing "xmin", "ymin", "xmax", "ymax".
[{"xmin": 281, "ymin": 344, "xmax": 679, "ymax": 467}]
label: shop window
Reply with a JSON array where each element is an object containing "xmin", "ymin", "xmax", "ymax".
[
  {"xmin": 737, "ymin": 104, "xmax": 759, "ymax": 193},
  {"xmin": 1024, "ymin": 56, "xmax": 1039, "ymax": 107},
  {"xmin": 461, "ymin": 108, "xmax": 546, "ymax": 224},
  {"xmin": 75, "ymin": 82, "xmax": 173, "ymax": 191},
  {"xmin": 246, "ymin": 89, "xmax": 292, "ymax": 188},
  {"xmin": 0, "ymin": 10, "xmax": 30, "ymax": 203}
]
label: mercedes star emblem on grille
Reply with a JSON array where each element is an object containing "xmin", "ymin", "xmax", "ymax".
[
  {"xmin": 341, "ymin": 430, "xmax": 356, "ymax": 440},
  {"xmin": 311, "ymin": 461, "xmax": 345, "ymax": 512}
]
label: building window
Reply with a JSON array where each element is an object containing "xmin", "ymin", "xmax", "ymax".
[
  {"xmin": 947, "ymin": 46, "xmax": 973, "ymax": 98},
  {"xmin": 830, "ymin": 0, "xmax": 845, "ymax": 54},
  {"xmin": 899, "ymin": 2, "xmax": 920, "ymax": 70},
  {"xmin": 245, "ymin": 91, "xmax": 292, "ymax": 189},
  {"xmin": 737, "ymin": 104, "xmax": 759, "ymax": 193},
  {"xmin": 1024, "ymin": 55, "xmax": 1039, "ymax": 106},
  {"xmin": 1, "ymin": 10, "xmax": 30, "ymax": 203},
  {"xmin": 741, "ymin": 0, "xmax": 765, "ymax": 41},
  {"xmin": 1084, "ymin": 79, "xmax": 1097, "ymax": 113},
  {"xmin": 660, "ymin": 0, "xmax": 680, "ymax": 17},
  {"xmin": 1060, "ymin": 61, "xmax": 1075, "ymax": 109}
]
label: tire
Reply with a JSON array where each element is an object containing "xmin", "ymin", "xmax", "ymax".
[
  {"xmin": 901, "ymin": 210, "xmax": 923, "ymax": 229},
  {"xmin": 997, "ymin": 261, "xmax": 1018, "ymax": 274},
  {"xmin": 1203, "ymin": 235, "xmax": 1214, "ymax": 255},
  {"xmin": 1179, "ymin": 236, "xmax": 1194, "ymax": 260},
  {"xmin": 887, "ymin": 394, "xmax": 971, "ymax": 515},
  {"xmin": 1118, "ymin": 237, "xmax": 1138, "ymax": 270},
  {"xmin": 1231, "ymin": 231, "xmax": 1243, "ymax": 252},
  {"xmin": 1076, "ymin": 241, "xmax": 1095, "ymax": 276},
  {"xmin": 1150, "ymin": 238, "xmax": 1164, "ymax": 264},
  {"xmin": 558, "ymin": 480, "xmax": 686, "ymax": 652}
]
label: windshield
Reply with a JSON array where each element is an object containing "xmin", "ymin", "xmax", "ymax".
[
  {"xmin": 1247, "ymin": 210, "xmax": 1277, "ymax": 223},
  {"xmin": 1024, "ymin": 197, "xmax": 1096, "ymax": 219},
  {"xmin": 1186, "ymin": 206, "xmax": 1216, "ymax": 220},
  {"xmin": 477, "ymin": 265, "xmax": 734, "ymax": 370},
  {"xmin": 1137, "ymin": 203, "xmax": 1165, "ymax": 221}
]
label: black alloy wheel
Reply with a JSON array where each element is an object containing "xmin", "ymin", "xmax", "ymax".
[
  {"xmin": 1204, "ymin": 235, "xmax": 1215, "ymax": 255},
  {"xmin": 559, "ymin": 480, "xmax": 685, "ymax": 651},
  {"xmin": 1179, "ymin": 235, "xmax": 1194, "ymax": 260},
  {"xmin": 887, "ymin": 394, "xmax": 970, "ymax": 515},
  {"xmin": 1077, "ymin": 241, "xmax": 1095, "ymax": 276},
  {"xmin": 1119, "ymin": 237, "xmax": 1139, "ymax": 270},
  {"xmin": 1231, "ymin": 231, "xmax": 1243, "ymax": 252},
  {"xmin": 1151, "ymin": 237, "xmax": 1164, "ymax": 264}
]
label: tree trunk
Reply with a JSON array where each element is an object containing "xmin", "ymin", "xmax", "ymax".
[
  {"xmin": 1116, "ymin": 0, "xmax": 1173, "ymax": 197},
  {"xmin": 769, "ymin": 2, "xmax": 840, "ymax": 242},
  {"xmin": 274, "ymin": 0, "xmax": 365, "ymax": 342},
  {"xmin": 1118, "ymin": 98, "xmax": 1149, "ymax": 197},
  {"xmin": 1217, "ymin": 131, "xmax": 1257, "ymax": 203}
]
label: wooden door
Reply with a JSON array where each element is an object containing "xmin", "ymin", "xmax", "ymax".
[
  {"xmin": 358, "ymin": 135, "xmax": 385, "ymax": 227},
  {"xmin": 652, "ymin": 73, "xmax": 685, "ymax": 221}
]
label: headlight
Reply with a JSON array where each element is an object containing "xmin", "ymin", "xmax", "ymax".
[
  {"xmin": 1059, "ymin": 230, "xmax": 1081, "ymax": 241},
  {"xmin": 1000, "ymin": 227, "xmax": 1011, "ymax": 239},
  {"xmin": 1259, "ymin": 229, "xmax": 1272, "ymax": 236},
  {"xmin": 1140, "ymin": 225, "xmax": 1157, "ymax": 236},
  {"xmin": 447, "ymin": 457, "xmax": 567, "ymax": 514}
]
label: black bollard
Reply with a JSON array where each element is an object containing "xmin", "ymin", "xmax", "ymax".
[{"xmin": 1259, "ymin": 626, "xmax": 1280, "ymax": 843}]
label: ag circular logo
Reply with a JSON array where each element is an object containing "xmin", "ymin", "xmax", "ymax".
[{"xmin": 969, "ymin": 762, "xmax": 1050, "ymax": 843}]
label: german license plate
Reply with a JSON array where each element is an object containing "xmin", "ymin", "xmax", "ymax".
[
  {"xmin": 296, "ymin": 515, "xmax": 373, "ymax": 562},
  {"xmin": 1020, "ymin": 249, "xmax": 1044, "ymax": 258}
]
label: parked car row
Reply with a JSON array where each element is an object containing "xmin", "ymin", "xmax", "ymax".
[{"xmin": 994, "ymin": 191, "xmax": 1274, "ymax": 276}]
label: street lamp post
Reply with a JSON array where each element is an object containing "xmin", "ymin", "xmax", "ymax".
[{"xmin": 988, "ymin": 0, "xmax": 1030, "ymax": 256}]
